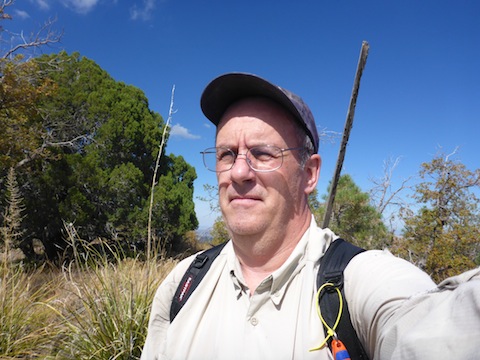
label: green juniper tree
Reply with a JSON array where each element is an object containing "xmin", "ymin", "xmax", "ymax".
[{"xmin": 393, "ymin": 151, "xmax": 480, "ymax": 281}]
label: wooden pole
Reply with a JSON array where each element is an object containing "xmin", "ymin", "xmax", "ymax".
[{"xmin": 322, "ymin": 41, "xmax": 370, "ymax": 228}]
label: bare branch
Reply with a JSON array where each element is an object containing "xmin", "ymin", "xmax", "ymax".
[
  {"xmin": 318, "ymin": 127, "xmax": 341, "ymax": 145},
  {"xmin": 369, "ymin": 156, "xmax": 413, "ymax": 215},
  {"xmin": 2, "ymin": 17, "xmax": 63, "ymax": 59},
  {"xmin": 444, "ymin": 146, "xmax": 459, "ymax": 162},
  {"xmin": 44, "ymin": 134, "xmax": 95, "ymax": 148},
  {"xmin": 0, "ymin": 0, "xmax": 14, "ymax": 21},
  {"xmin": 1, "ymin": 0, "xmax": 63, "ymax": 59},
  {"xmin": 15, "ymin": 133, "xmax": 95, "ymax": 169},
  {"xmin": 198, "ymin": 183, "xmax": 220, "ymax": 214}
]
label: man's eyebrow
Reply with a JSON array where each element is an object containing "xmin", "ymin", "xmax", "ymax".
[{"xmin": 214, "ymin": 143, "xmax": 234, "ymax": 149}]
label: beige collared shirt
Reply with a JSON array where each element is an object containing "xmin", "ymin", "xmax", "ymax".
[{"xmin": 141, "ymin": 217, "xmax": 480, "ymax": 360}]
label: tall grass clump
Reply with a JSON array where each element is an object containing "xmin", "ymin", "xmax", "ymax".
[
  {"xmin": 50, "ymin": 225, "xmax": 176, "ymax": 359},
  {"xmin": 0, "ymin": 263, "xmax": 59, "ymax": 358}
]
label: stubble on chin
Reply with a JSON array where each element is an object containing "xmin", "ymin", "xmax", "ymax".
[{"xmin": 222, "ymin": 208, "xmax": 263, "ymax": 237}]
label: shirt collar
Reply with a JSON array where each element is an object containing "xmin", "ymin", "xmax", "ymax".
[{"xmin": 226, "ymin": 216, "xmax": 338, "ymax": 302}]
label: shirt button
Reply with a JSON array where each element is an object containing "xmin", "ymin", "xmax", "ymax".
[{"xmin": 250, "ymin": 317, "xmax": 258, "ymax": 326}]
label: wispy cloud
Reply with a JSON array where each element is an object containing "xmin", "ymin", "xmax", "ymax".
[
  {"xmin": 32, "ymin": 0, "xmax": 51, "ymax": 11},
  {"xmin": 31, "ymin": 0, "xmax": 158, "ymax": 19},
  {"xmin": 60, "ymin": 0, "xmax": 100, "ymax": 14},
  {"xmin": 170, "ymin": 124, "xmax": 201, "ymax": 140},
  {"xmin": 130, "ymin": 0, "xmax": 156, "ymax": 21},
  {"xmin": 14, "ymin": 10, "xmax": 30, "ymax": 19}
]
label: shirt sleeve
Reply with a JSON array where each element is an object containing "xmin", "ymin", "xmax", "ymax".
[
  {"xmin": 344, "ymin": 249, "xmax": 480, "ymax": 359},
  {"xmin": 140, "ymin": 255, "xmax": 196, "ymax": 360}
]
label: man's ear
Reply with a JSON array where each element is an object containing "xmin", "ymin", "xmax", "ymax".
[{"xmin": 304, "ymin": 154, "xmax": 321, "ymax": 195}]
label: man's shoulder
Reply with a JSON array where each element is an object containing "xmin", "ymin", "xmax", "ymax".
[{"xmin": 344, "ymin": 248, "xmax": 436, "ymax": 306}]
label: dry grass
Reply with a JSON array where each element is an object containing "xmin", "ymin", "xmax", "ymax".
[
  {"xmin": 0, "ymin": 252, "xmax": 177, "ymax": 359},
  {"xmin": 0, "ymin": 263, "xmax": 59, "ymax": 358}
]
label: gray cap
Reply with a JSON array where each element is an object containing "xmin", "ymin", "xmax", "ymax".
[{"xmin": 200, "ymin": 73, "xmax": 319, "ymax": 153}]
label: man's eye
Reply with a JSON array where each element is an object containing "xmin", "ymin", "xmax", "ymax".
[
  {"xmin": 217, "ymin": 150, "xmax": 234, "ymax": 161},
  {"xmin": 251, "ymin": 148, "xmax": 275, "ymax": 161}
]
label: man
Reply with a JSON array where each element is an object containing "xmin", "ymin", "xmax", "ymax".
[{"xmin": 141, "ymin": 73, "xmax": 480, "ymax": 360}]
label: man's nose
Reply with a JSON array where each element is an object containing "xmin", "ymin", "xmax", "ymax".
[{"xmin": 230, "ymin": 154, "xmax": 255, "ymax": 182}]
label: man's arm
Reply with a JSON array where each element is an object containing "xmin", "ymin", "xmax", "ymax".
[{"xmin": 345, "ymin": 249, "xmax": 480, "ymax": 359}]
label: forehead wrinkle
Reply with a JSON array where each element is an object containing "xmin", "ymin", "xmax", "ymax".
[
  {"xmin": 216, "ymin": 98, "xmax": 299, "ymax": 149},
  {"xmin": 216, "ymin": 119, "xmax": 273, "ymax": 149}
]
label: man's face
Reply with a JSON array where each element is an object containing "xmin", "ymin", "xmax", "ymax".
[{"xmin": 215, "ymin": 98, "xmax": 314, "ymax": 239}]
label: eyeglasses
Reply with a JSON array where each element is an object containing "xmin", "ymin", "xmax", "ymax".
[{"xmin": 201, "ymin": 145, "xmax": 305, "ymax": 173}]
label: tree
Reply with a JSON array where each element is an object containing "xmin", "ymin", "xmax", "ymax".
[
  {"xmin": 0, "ymin": 13, "xmax": 63, "ymax": 267},
  {"xmin": 1, "ymin": 0, "xmax": 61, "ymax": 209},
  {"xmin": 1, "ymin": 51, "xmax": 199, "ymax": 260},
  {"xmin": 210, "ymin": 217, "xmax": 230, "ymax": 246},
  {"xmin": 143, "ymin": 154, "xmax": 198, "ymax": 253},
  {"xmin": 313, "ymin": 174, "xmax": 389, "ymax": 249},
  {"xmin": 198, "ymin": 183, "xmax": 229, "ymax": 244},
  {"xmin": 393, "ymin": 150, "xmax": 480, "ymax": 281},
  {"xmin": 0, "ymin": 52, "xmax": 60, "ymax": 171},
  {"xmin": 308, "ymin": 188, "xmax": 322, "ymax": 214}
]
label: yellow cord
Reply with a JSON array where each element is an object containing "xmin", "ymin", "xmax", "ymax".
[{"xmin": 309, "ymin": 282, "xmax": 344, "ymax": 352}]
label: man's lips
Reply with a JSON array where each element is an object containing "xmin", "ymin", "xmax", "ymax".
[{"xmin": 229, "ymin": 195, "xmax": 262, "ymax": 204}]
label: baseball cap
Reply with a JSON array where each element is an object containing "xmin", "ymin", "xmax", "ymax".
[{"xmin": 200, "ymin": 73, "xmax": 319, "ymax": 153}]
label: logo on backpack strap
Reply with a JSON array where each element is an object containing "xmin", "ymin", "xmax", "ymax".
[{"xmin": 177, "ymin": 275, "xmax": 194, "ymax": 302}]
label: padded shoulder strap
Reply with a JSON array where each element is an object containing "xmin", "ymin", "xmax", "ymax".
[
  {"xmin": 170, "ymin": 242, "xmax": 228, "ymax": 322},
  {"xmin": 317, "ymin": 238, "xmax": 369, "ymax": 360}
]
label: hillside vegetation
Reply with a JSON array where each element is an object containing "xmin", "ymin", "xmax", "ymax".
[{"xmin": 1, "ymin": 3, "xmax": 479, "ymax": 357}]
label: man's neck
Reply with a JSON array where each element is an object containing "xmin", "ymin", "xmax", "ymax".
[{"xmin": 232, "ymin": 214, "xmax": 312, "ymax": 293}]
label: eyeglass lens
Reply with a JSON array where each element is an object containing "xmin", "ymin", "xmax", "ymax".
[{"xmin": 202, "ymin": 146, "xmax": 285, "ymax": 173}]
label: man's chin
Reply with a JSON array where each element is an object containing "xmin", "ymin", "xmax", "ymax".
[{"xmin": 225, "ymin": 218, "xmax": 265, "ymax": 238}]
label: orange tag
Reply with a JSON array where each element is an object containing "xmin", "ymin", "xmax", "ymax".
[{"xmin": 332, "ymin": 339, "xmax": 351, "ymax": 360}]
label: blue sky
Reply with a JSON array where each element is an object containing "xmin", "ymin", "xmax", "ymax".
[{"xmin": 7, "ymin": 0, "xmax": 480, "ymax": 230}]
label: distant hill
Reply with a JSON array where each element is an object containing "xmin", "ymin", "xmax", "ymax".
[{"xmin": 196, "ymin": 228, "xmax": 213, "ymax": 243}]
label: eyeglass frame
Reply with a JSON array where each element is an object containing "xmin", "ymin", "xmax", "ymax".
[{"xmin": 200, "ymin": 145, "xmax": 306, "ymax": 173}]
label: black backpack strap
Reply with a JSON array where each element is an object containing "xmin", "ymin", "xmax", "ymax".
[
  {"xmin": 317, "ymin": 238, "xmax": 369, "ymax": 360},
  {"xmin": 170, "ymin": 242, "xmax": 228, "ymax": 322}
]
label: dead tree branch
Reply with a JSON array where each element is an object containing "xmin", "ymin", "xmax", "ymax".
[{"xmin": 1, "ymin": 0, "xmax": 63, "ymax": 59}]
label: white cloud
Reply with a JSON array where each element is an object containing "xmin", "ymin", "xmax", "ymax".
[
  {"xmin": 130, "ymin": 0, "xmax": 156, "ymax": 21},
  {"xmin": 32, "ymin": 0, "xmax": 50, "ymax": 10},
  {"xmin": 60, "ymin": 0, "xmax": 100, "ymax": 14},
  {"xmin": 170, "ymin": 124, "xmax": 201, "ymax": 140},
  {"xmin": 14, "ymin": 10, "xmax": 30, "ymax": 19},
  {"xmin": 31, "ymin": 0, "xmax": 157, "ymax": 19}
]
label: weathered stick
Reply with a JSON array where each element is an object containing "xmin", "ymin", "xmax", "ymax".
[
  {"xmin": 147, "ymin": 85, "xmax": 175, "ymax": 260},
  {"xmin": 322, "ymin": 41, "xmax": 369, "ymax": 228}
]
